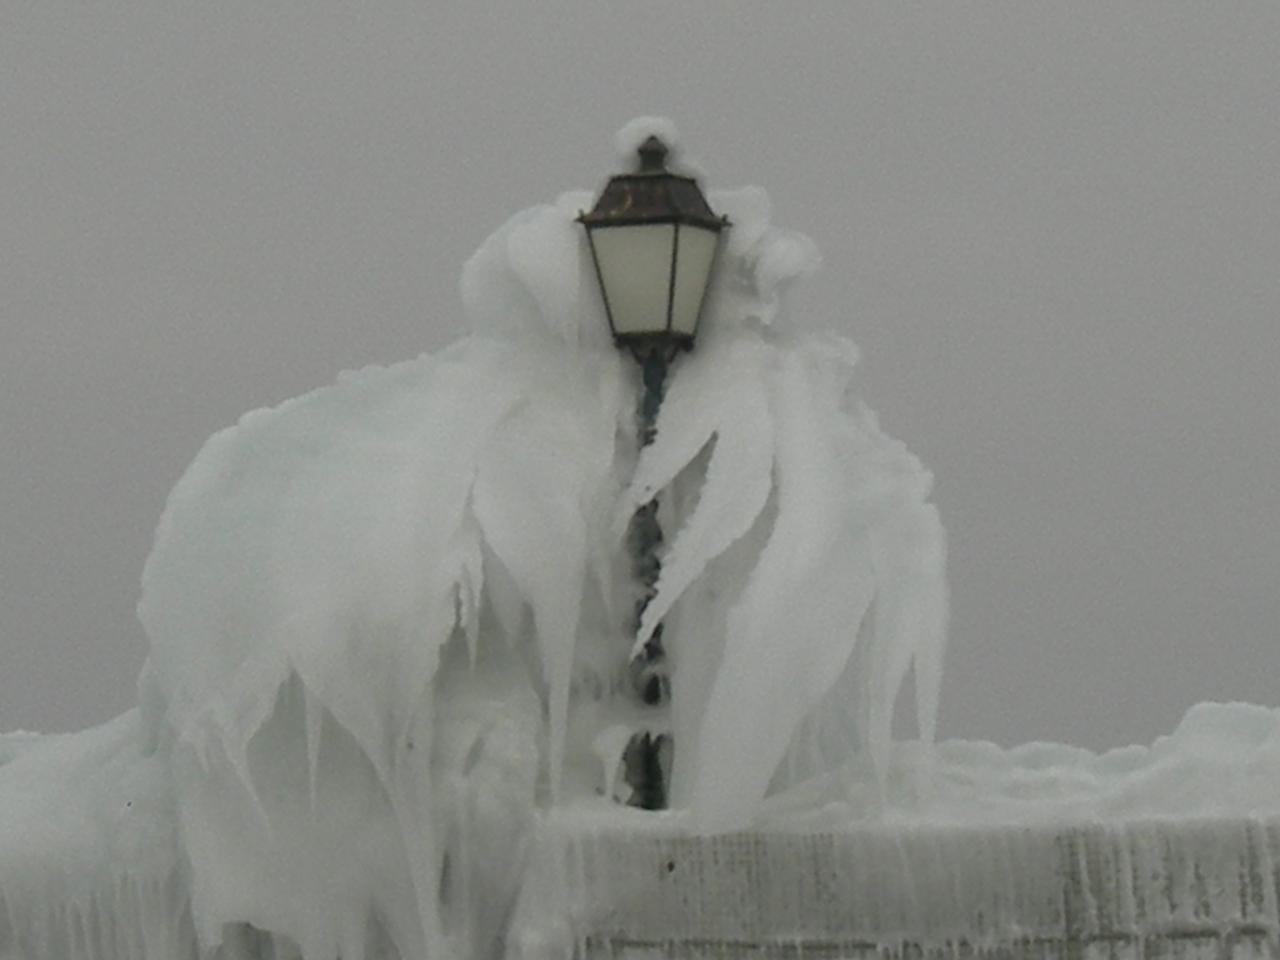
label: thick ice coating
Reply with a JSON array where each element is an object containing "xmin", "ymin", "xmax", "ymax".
[
  {"xmin": 1, "ymin": 120, "xmax": 950, "ymax": 959},
  {"xmin": 2, "ymin": 122, "xmax": 1277, "ymax": 960},
  {"xmin": 134, "ymin": 153, "xmax": 944, "ymax": 954}
]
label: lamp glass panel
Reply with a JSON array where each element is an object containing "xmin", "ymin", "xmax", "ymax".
[
  {"xmin": 589, "ymin": 224, "xmax": 675, "ymax": 336},
  {"xmin": 670, "ymin": 226, "xmax": 720, "ymax": 337}
]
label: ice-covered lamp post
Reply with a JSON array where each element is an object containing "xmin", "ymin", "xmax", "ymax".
[{"xmin": 579, "ymin": 135, "xmax": 728, "ymax": 809}]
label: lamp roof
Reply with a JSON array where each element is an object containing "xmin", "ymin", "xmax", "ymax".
[{"xmin": 578, "ymin": 135, "xmax": 727, "ymax": 232}]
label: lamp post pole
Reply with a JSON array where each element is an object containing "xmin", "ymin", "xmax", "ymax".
[
  {"xmin": 578, "ymin": 134, "xmax": 728, "ymax": 809},
  {"xmin": 628, "ymin": 344, "xmax": 672, "ymax": 705},
  {"xmin": 623, "ymin": 347, "xmax": 674, "ymax": 810}
]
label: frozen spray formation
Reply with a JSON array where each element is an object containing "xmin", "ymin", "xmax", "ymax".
[
  {"xmin": 2, "ymin": 120, "xmax": 1274, "ymax": 960},
  {"xmin": 133, "ymin": 117, "xmax": 943, "ymax": 957}
]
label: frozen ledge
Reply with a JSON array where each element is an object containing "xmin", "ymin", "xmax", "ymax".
[{"xmin": 507, "ymin": 812, "xmax": 1280, "ymax": 960}]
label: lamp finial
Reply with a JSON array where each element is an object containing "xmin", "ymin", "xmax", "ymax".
[{"xmin": 637, "ymin": 136, "xmax": 669, "ymax": 174}]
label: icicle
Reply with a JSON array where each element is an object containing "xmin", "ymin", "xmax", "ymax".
[
  {"xmin": 864, "ymin": 503, "xmax": 948, "ymax": 787},
  {"xmin": 388, "ymin": 702, "xmax": 446, "ymax": 960},
  {"xmin": 910, "ymin": 507, "xmax": 948, "ymax": 798},
  {"xmin": 472, "ymin": 380, "xmax": 598, "ymax": 800},
  {"xmin": 684, "ymin": 348, "xmax": 878, "ymax": 829},
  {"xmin": 204, "ymin": 724, "xmax": 272, "ymax": 837},
  {"xmin": 444, "ymin": 500, "xmax": 485, "ymax": 672},
  {"xmin": 617, "ymin": 336, "xmax": 760, "ymax": 520},
  {"xmin": 301, "ymin": 681, "xmax": 322, "ymax": 813},
  {"xmin": 591, "ymin": 725, "xmax": 638, "ymax": 803},
  {"xmin": 633, "ymin": 377, "xmax": 774, "ymax": 653}
]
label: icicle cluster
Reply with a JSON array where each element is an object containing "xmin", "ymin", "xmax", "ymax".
[{"xmin": 2, "ymin": 119, "xmax": 949, "ymax": 958}]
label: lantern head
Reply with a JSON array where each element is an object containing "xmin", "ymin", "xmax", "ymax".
[{"xmin": 578, "ymin": 136, "xmax": 729, "ymax": 357}]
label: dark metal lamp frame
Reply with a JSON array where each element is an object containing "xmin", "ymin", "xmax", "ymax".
[{"xmin": 578, "ymin": 135, "xmax": 729, "ymax": 362}]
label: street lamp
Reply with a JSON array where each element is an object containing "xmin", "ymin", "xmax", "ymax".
[
  {"xmin": 579, "ymin": 135, "xmax": 727, "ymax": 358},
  {"xmin": 579, "ymin": 134, "xmax": 728, "ymax": 809}
]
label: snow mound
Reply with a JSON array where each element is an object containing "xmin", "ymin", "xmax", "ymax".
[{"xmin": 755, "ymin": 701, "xmax": 1280, "ymax": 827}]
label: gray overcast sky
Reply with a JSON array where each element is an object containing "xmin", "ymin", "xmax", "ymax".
[{"xmin": 2, "ymin": 3, "xmax": 1277, "ymax": 750}]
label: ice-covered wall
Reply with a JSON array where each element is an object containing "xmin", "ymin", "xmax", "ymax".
[
  {"xmin": 504, "ymin": 701, "xmax": 1280, "ymax": 957},
  {"xmin": 4, "ymin": 702, "xmax": 1280, "ymax": 959},
  {"xmin": 510, "ymin": 812, "xmax": 1280, "ymax": 959},
  {"xmin": 0, "ymin": 712, "xmax": 191, "ymax": 960}
]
